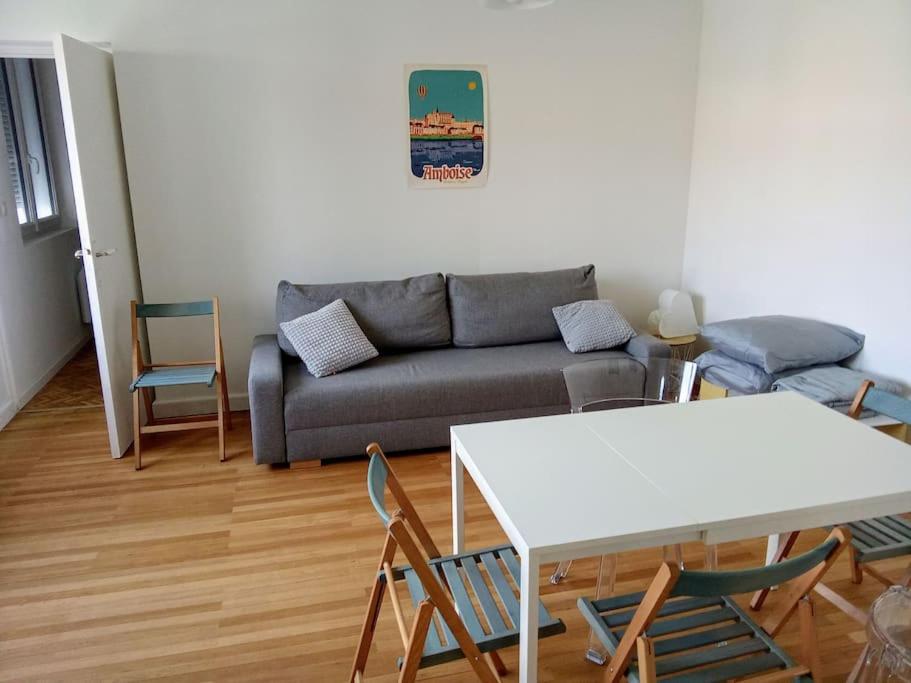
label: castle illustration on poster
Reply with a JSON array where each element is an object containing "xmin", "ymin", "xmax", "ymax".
[{"xmin": 406, "ymin": 66, "xmax": 488, "ymax": 188}]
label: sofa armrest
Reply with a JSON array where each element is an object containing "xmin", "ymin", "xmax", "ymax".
[
  {"xmin": 624, "ymin": 333, "xmax": 671, "ymax": 360},
  {"xmin": 248, "ymin": 334, "xmax": 287, "ymax": 464}
]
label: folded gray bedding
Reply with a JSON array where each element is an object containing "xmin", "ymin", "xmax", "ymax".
[
  {"xmin": 771, "ymin": 366, "xmax": 903, "ymax": 415},
  {"xmin": 696, "ymin": 350, "xmax": 777, "ymax": 394}
]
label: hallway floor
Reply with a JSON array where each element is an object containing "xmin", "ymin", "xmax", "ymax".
[{"xmin": 21, "ymin": 340, "xmax": 103, "ymax": 413}]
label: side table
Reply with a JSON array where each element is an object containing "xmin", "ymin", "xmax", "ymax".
[{"xmin": 658, "ymin": 333, "xmax": 697, "ymax": 362}]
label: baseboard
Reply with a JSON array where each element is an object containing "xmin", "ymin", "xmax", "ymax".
[
  {"xmin": 15, "ymin": 332, "xmax": 92, "ymax": 409},
  {"xmin": 152, "ymin": 391, "xmax": 249, "ymax": 418},
  {"xmin": 0, "ymin": 399, "xmax": 15, "ymax": 431}
]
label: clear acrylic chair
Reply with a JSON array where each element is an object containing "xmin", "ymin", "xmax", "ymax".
[
  {"xmin": 549, "ymin": 356, "xmax": 699, "ymax": 663},
  {"xmin": 850, "ymin": 586, "xmax": 911, "ymax": 682}
]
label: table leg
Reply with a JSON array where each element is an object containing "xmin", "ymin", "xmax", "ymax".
[
  {"xmin": 519, "ymin": 550, "xmax": 540, "ymax": 683},
  {"xmin": 451, "ymin": 439, "xmax": 464, "ymax": 555},
  {"xmin": 765, "ymin": 533, "xmax": 781, "ymax": 565}
]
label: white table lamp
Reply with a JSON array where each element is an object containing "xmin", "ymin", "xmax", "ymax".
[{"xmin": 647, "ymin": 289, "xmax": 698, "ymax": 338}]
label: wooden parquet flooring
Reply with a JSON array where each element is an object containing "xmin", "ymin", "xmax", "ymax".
[
  {"xmin": 0, "ymin": 402, "xmax": 901, "ymax": 681},
  {"xmin": 21, "ymin": 340, "xmax": 103, "ymax": 413}
]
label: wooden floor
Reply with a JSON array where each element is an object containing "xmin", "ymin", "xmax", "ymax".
[
  {"xmin": 21, "ymin": 340, "xmax": 104, "ymax": 413},
  {"xmin": 0, "ymin": 387, "xmax": 904, "ymax": 679}
]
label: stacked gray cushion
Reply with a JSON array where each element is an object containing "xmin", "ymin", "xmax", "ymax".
[
  {"xmin": 695, "ymin": 349, "xmax": 778, "ymax": 394},
  {"xmin": 276, "ymin": 273, "xmax": 450, "ymax": 355},
  {"xmin": 447, "ymin": 265, "xmax": 598, "ymax": 347},
  {"xmin": 700, "ymin": 315, "xmax": 864, "ymax": 373},
  {"xmin": 552, "ymin": 300, "xmax": 635, "ymax": 353}
]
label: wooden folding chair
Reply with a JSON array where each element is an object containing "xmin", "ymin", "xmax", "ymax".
[
  {"xmin": 751, "ymin": 380, "xmax": 911, "ymax": 618},
  {"xmin": 578, "ymin": 527, "xmax": 850, "ymax": 682},
  {"xmin": 129, "ymin": 298, "xmax": 231, "ymax": 470},
  {"xmin": 350, "ymin": 443, "xmax": 566, "ymax": 683}
]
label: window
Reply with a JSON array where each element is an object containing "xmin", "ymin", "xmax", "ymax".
[{"xmin": 0, "ymin": 58, "xmax": 59, "ymax": 238}]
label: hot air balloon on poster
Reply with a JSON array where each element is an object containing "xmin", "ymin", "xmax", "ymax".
[{"xmin": 417, "ymin": 83, "xmax": 427, "ymax": 100}]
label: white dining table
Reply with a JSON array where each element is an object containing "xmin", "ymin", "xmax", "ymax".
[{"xmin": 450, "ymin": 391, "xmax": 911, "ymax": 683}]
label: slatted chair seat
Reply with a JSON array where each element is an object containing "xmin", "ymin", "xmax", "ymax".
[
  {"xmin": 129, "ymin": 364, "xmax": 217, "ymax": 391},
  {"xmin": 393, "ymin": 544, "xmax": 565, "ymax": 669},
  {"xmin": 579, "ymin": 592, "xmax": 807, "ymax": 682},
  {"xmin": 846, "ymin": 514, "xmax": 911, "ymax": 564}
]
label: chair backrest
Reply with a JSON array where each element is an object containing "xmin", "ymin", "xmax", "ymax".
[
  {"xmin": 130, "ymin": 298, "xmax": 224, "ymax": 374},
  {"xmin": 562, "ymin": 357, "xmax": 697, "ymax": 413},
  {"xmin": 365, "ymin": 443, "xmax": 441, "ymax": 559},
  {"xmin": 849, "ymin": 379, "xmax": 911, "ymax": 425},
  {"xmin": 134, "ymin": 300, "xmax": 214, "ymax": 318},
  {"xmin": 671, "ymin": 535, "xmax": 839, "ymax": 598}
]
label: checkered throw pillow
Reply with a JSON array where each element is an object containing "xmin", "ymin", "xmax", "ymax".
[
  {"xmin": 552, "ymin": 300, "xmax": 636, "ymax": 353},
  {"xmin": 279, "ymin": 299, "xmax": 378, "ymax": 377}
]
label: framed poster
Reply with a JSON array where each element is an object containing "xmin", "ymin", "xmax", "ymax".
[{"xmin": 406, "ymin": 65, "xmax": 489, "ymax": 188}]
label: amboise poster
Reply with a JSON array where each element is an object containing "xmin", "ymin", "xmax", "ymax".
[{"xmin": 406, "ymin": 66, "xmax": 488, "ymax": 188}]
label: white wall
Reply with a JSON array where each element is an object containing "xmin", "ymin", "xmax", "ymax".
[
  {"xmin": 0, "ymin": 0, "xmax": 703, "ymax": 410},
  {"xmin": 0, "ymin": 59, "xmax": 88, "ymax": 421},
  {"xmin": 683, "ymin": 0, "xmax": 911, "ymax": 389}
]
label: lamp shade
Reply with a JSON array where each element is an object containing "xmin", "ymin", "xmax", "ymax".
[{"xmin": 647, "ymin": 289, "xmax": 699, "ymax": 338}]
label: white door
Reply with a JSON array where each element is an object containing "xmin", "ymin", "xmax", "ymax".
[{"xmin": 54, "ymin": 34, "xmax": 142, "ymax": 457}]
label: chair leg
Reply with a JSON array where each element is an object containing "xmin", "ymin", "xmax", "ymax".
[
  {"xmin": 751, "ymin": 531, "xmax": 800, "ymax": 611},
  {"xmin": 132, "ymin": 389, "xmax": 142, "ymax": 471},
  {"xmin": 586, "ymin": 554, "xmax": 617, "ymax": 665},
  {"xmin": 215, "ymin": 374, "xmax": 226, "ymax": 462},
  {"xmin": 219, "ymin": 368, "xmax": 232, "ymax": 430},
  {"xmin": 487, "ymin": 650, "xmax": 508, "ymax": 676},
  {"xmin": 141, "ymin": 387, "xmax": 154, "ymax": 424},
  {"xmin": 399, "ymin": 600, "xmax": 435, "ymax": 683},
  {"xmin": 847, "ymin": 543, "xmax": 863, "ymax": 584},
  {"xmin": 636, "ymin": 636, "xmax": 657, "ymax": 683},
  {"xmin": 798, "ymin": 595, "xmax": 823, "ymax": 679},
  {"xmin": 550, "ymin": 560, "xmax": 572, "ymax": 584},
  {"xmin": 350, "ymin": 576, "xmax": 386, "ymax": 682},
  {"xmin": 664, "ymin": 544, "xmax": 685, "ymax": 570}
]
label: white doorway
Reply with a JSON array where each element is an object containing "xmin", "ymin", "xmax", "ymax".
[{"xmin": 0, "ymin": 36, "xmax": 143, "ymax": 458}]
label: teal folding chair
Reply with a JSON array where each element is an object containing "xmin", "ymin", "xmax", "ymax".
[
  {"xmin": 843, "ymin": 380, "xmax": 911, "ymax": 588},
  {"xmin": 751, "ymin": 380, "xmax": 911, "ymax": 616},
  {"xmin": 350, "ymin": 443, "xmax": 566, "ymax": 683},
  {"xmin": 129, "ymin": 298, "xmax": 231, "ymax": 470},
  {"xmin": 578, "ymin": 527, "xmax": 850, "ymax": 682}
]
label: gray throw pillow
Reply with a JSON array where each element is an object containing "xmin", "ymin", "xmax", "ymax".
[
  {"xmin": 700, "ymin": 315, "xmax": 865, "ymax": 373},
  {"xmin": 553, "ymin": 300, "xmax": 636, "ymax": 353},
  {"xmin": 279, "ymin": 299, "xmax": 378, "ymax": 378}
]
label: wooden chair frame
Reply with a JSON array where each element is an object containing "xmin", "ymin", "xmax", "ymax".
[
  {"xmin": 596, "ymin": 527, "xmax": 850, "ymax": 683},
  {"xmin": 752, "ymin": 380, "xmax": 911, "ymax": 620},
  {"xmin": 130, "ymin": 298, "xmax": 231, "ymax": 470},
  {"xmin": 351, "ymin": 443, "xmax": 509, "ymax": 683}
]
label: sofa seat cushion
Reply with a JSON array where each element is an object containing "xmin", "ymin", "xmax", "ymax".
[{"xmin": 283, "ymin": 341, "xmax": 632, "ymax": 431}]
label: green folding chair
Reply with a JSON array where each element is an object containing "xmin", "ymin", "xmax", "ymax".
[
  {"xmin": 843, "ymin": 380, "xmax": 911, "ymax": 588},
  {"xmin": 350, "ymin": 443, "xmax": 565, "ymax": 683},
  {"xmin": 129, "ymin": 298, "xmax": 231, "ymax": 470},
  {"xmin": 578, "ymin": 527, "xmax": 850, "ymax": 682}
]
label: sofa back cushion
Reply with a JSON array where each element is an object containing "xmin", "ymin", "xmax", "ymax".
[
  {"xmin": 446, "ymin": 265, "xmax": 598, "ymax": 348},
  {"xmin": 276, "ymin": 273, "xmax": 451, "ymax": 356}
]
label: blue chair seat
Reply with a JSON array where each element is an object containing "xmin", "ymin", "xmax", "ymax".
[
  {"xmin": 578, "ymin": 590, "xmax": 809, "ymax": 682},
  {"xmin": 393, "ymin": 543, "xmax": 565, "ymax": 670},
  {"xmin": 129, "ymin": 365, "xmax": 216, "ymax": 392},
  {"xmin": 847, "ymin": 515, "xmax": 911, "ymax": 563}
]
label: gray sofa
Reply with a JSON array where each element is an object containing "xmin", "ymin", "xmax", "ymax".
[{"xmin": 248, "ymin": 265, "xmax": 669, "ymax": 465}]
